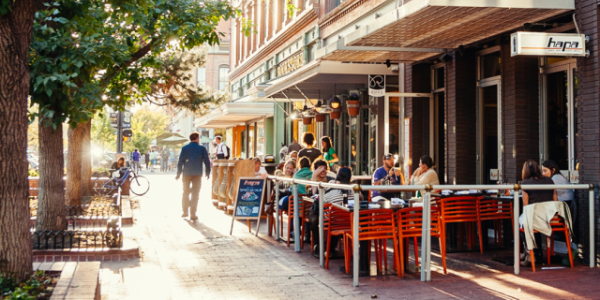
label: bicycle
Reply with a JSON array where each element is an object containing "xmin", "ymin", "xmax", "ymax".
[{"xmin": 93, "ymin": 166, "xmax": 150, "ymax": 197}]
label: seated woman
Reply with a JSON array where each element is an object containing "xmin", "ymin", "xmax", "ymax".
[
  {"xmin": 279, "ymin": 157, "xmax": 312, "ymax": 211},
  {"xmin": 520, "ymin": 159, "xmax": 557, "ymax": 265},
  {"xmin": 542, "ymin": 159, "xmax": 575, "ymax": 209},
  {"xmin": 410, "ymin": 155, "xmax": 439, "ymax": 196},
  {"xmin": 307, "ymin": 167, "xmax": 353, "ymax": 253},
  {"xmin": 110, "ymin": 157, "xmax": 127, "ymax": 178}
]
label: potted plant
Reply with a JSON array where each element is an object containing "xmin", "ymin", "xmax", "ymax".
[
  {"xmin": 347, "ymin": 93, "xmax": 361, "ymax": 116},
  {"xmin": 329, "ymin": 96, "xmax": 342, "ymax": 120}
]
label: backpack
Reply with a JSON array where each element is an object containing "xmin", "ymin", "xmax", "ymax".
[{"xmin": 224, "ymin": 145, "xmax": 231, "ymax": 159}]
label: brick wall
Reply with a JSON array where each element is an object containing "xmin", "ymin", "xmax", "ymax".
[
  {"xmin": 404, "ymin": 63, "xmax": 430, "ymax": 171},
  {"xmin": 446, "ymin": 49, "xmax": 477, "ymax": 184},
  {"xmin": 501, "ymin": 44, "xmax": 540, "ymax": 183},
  {"xmin": 575, "ymin": 1, "xmax": 600, "ymax": 265}
]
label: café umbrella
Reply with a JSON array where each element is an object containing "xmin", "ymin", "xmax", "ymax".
[{"xmin": 157, "ymin": 135, "xmax": 188, "ymax": 145}]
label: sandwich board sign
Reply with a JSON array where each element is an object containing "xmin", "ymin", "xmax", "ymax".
[{"xmin": 230, "ymin": 177, "xmax": 266, "ymax": 236}]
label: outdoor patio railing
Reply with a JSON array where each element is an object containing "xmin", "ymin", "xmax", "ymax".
[{"xmin": 266, "ymin": 175, "xmax": 596, "ymax": 287}]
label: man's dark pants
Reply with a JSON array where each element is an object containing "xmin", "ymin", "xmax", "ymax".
[{"xmin": 182, "ymin": 175, "xmax": 202, "ymax": 217}]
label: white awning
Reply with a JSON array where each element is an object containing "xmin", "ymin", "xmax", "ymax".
[{"xmin": 194, "ymin": 102, "xmax": 274, "ymax": 128}]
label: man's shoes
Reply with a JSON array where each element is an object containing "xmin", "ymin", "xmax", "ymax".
[
  {"xmin": 182, "ymin": 213, "xmax": 189, "ymax": 218},
  {"xmin": 190, "ymin": 216, "xmax": 198, "ymax": 221}
]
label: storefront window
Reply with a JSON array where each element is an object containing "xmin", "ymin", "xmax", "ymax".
[
  {"xmin": 480, "ymin": 51, "xmax": 501, "ymax": 78},
  {"xmin": 248, "ymin": 125, "xmax": 255, "ymax": 158},
  {"xmin": 256, "ymin": 120, "xmax": 265, "ymax": 157}
]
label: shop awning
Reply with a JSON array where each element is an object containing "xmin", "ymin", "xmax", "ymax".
[
  {"xmin": 316, "ymin": 0, "xmax": 574, "ymax": 63},
  {"xmin": 194, "ymin": 102, "xmax": 274, "ymax": 129},
  {"xmin": 245, "ymin": 60, "xmax": 397, "ymax": 100}
]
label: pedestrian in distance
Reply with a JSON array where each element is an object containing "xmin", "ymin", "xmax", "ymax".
[
  {"xmin": 144, "ymin": 151, "xmax": 150, "ymax": 170},
  {"xmin": 161, "ymin": 146, "xmax": 170, "ymax": 172},
  {"xmin": 149, "ymin": 150, "xmax": 156, "ymax": 172},
  {"xmin": 132, "ymin": 149, "xmax": 141, "ymax": 174},
  {"xmin": 215, "ymin": 136, "xmax": 229, "ymax": 159},
  {"xmin": 176, "ymin": 132, "xmax": 211, "ymax": 221}
]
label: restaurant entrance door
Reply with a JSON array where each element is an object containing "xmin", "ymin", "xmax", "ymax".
[
  {"xmin": 477, "ymin": 79, "xmax": 502, "ymax": 184},
  {"xmin": 385, "ymin": 92, "xmax": 434, "ymax": 181},
  {"xmin": 540, "ymin": 58, "xmax": 578, "ymax": 177}
]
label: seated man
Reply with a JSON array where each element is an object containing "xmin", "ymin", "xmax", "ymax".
[
  {"xmin": 371, "ymin": 153, "xmax": 404, "ymax": 201},
  {"xmin": 254, "ymin": 158, "xmax": 268, "ymax": 178}
]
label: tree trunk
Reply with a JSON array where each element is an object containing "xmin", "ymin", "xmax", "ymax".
[
  {"xmin": 81, "ymin": 120, "xmax": 92, "ymax": 197},
  {"xmin": 66, "ymin": 123, "xmax": 86, "ymax": 205},
  {"xmin": 36, "ymin": 120, "xmax": 66, "ymax": 231},
  {"xmin": 0, "ymin": 0, "xmax": 38, "ymax": 281}
]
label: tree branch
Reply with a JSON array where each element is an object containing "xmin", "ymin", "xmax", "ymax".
[{"xmin": 100, "ymin": 38, "xmax": 159, "ymax": 87}]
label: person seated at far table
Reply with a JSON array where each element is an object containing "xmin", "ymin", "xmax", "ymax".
[
  {"xmin": 310, "ymin": 159, "xmax": 336, "ymax": 195},
  {"xmin": 279, "ymin": 157, "xmax": 312, "ymax": 211},
  {"xmin": 372, "ymin": 153, "xmax": 404, "ymax": 201},
  {"xmin": 254, "ymin": 157, "xmax": 268, "ymax": 178},
  {"xmin": 411, "ymin": 155, "xmax": 440, "ymax": 197}
]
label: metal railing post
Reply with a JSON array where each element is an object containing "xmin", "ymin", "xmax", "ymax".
[
  {"xmin": 352, "ymin": 184, "xmax": 361, "ymax": 287},
  {"xmin": 293, "ymin": 182, "xmax": 300, "ymax": 252},
  {"xmin": 266, "ymin": 179, "xmax": 272, "ymax": 236},
  {"xmin": 319, "ymin": 185, "xmax": 325, "ymax": 267},
  {"xmin": 421, "ymin": 185, "xmax": 432, "ymax": 282},
  {"xmin": 513, "ymin": 184, "xmax": 520, "ymax": 275},
  {"xmin": 590, "ymin": 184, "xmax": 596, "ymax": 268},
  {"xmin": 275, "ymin": 178, "xmax": 280, "ymax": 240}
]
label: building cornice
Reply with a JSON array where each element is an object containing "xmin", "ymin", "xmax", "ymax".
[
  {"xmin": 319, "ymin": 0, "xmax": 367, "ymax": 29},
  {"xmin": 230, "ymin": 9, "xmax": 318, "ymax": 81}
]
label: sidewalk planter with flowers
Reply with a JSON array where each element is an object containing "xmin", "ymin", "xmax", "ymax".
[{"xmin": 346, "ymin": 93, "xmax": 361, "ymax": 117}]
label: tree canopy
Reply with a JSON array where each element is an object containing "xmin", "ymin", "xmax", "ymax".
[{"xmin": 29, "ymin": 0, "xmax": 239, "ymax": 128}]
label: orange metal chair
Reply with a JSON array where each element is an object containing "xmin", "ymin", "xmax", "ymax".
[
  {"xmin": 325, "ymin": 205, "xmax": 351, "ymax": 269},
  {"xmin": 309, "ymin": 203, "xmax": 332, "ymax": 253},
  {"xmin": 279, "ymin": 194, "xmax": 309, "ymax": 247},
  {"xmin": 344, "ymin": 209, "xmax": 400, "ymax": 276},
  {"xmin": 478, "ymin": 197, "xmax": 513, "ymax": 245},
  {"xmin": 519, "ymin": 215, "xmax": 574, "ymax": 272},
  {"xmin": 396, "ymin": 207, "xmax": 447, "ymax": 277},
  {"xmin": 439, "ymin": 196, "xmax": 483, "ymax": 253}
]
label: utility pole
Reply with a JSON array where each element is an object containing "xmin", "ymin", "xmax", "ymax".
[{"xmin": 116, "ymin": 111, "xmax": 123, "ymax": 153}]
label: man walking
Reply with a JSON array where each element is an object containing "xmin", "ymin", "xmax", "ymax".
[
  {"xmin": 161, "ymin": 146, "xmax": 170, "ymax": 172},
  {"xmin": 132, "ymin": 149, "xmax": 141, "ymax": 174},
  {"xmin": 215, "ymin": 136, "xmax": 228, "ymax": 159},
  {"xmin": 176, "ymin": 132, "xmax": 211, "ymax": 220}
]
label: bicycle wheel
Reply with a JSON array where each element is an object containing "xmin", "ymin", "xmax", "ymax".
[
  {"xmin": 93, "ymin": 177, "xmax": 117, "ymax": 197},
  {"xmin": 129, "ymin": 175, "xmax": 150, "ymax": 196}
]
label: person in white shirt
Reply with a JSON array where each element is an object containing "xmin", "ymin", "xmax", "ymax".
[
  {"xmin": 254, "ymin": 158, "xmax": 268, "ymax": 178},
  {"xmin": 411, "ymin": 155, "xmax": 440, "ymax": 196},
  {"xmin": 215, "ymin": 136, "xmax": 228, "ymax": 159}
]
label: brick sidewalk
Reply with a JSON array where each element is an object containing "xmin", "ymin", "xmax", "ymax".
[{"xmin": 100, "ymin": 173, "xmax": 600, "ymax": 300}]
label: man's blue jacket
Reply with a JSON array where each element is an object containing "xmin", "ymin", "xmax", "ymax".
[{"xmin": 177, "ymin": 142, "xmax": 211, "ymax": 177}]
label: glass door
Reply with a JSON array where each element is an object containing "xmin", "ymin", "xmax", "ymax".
[
  {"xmin": 477, "ymin": 81, "xmax": 502, "ymax": 184},
  {"xmin": 540, "ymin": 59, "xmax": 578, "ymax": 178},
  {"xmin": 476, "ymin": 46, "xmax": 502, "ymax": 184}
]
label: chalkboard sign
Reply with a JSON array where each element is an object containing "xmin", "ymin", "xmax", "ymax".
[{"xmin": 230, "ymin": 177, "xmax": 266, "ymax": 235}]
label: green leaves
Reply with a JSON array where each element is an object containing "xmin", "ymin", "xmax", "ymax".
[{"xmin": 29, "ymin": 0, "xmax": 240, "ymax": 128}]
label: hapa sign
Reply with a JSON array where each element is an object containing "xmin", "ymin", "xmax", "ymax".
[{"xmin": 511, "ymin": 32, "xmax": 587, "ymax": 57}]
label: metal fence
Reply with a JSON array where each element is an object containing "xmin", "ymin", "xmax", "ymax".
[{"xmin": 266, "ymin": 175, "xmax": 596, "ymax": 287}]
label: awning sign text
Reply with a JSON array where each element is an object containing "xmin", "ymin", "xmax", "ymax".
[{"xmin": 511, "ymin": 32, "xmax": 587, "ymax": 57}]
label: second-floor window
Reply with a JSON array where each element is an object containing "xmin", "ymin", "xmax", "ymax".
[
  {"xmin": 219, "ymin": 66, "xmax": 230, "ymax": 91},
  {"xmin": 197, "ymin": 67, "xmax": 206, "ymax": 87}
]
